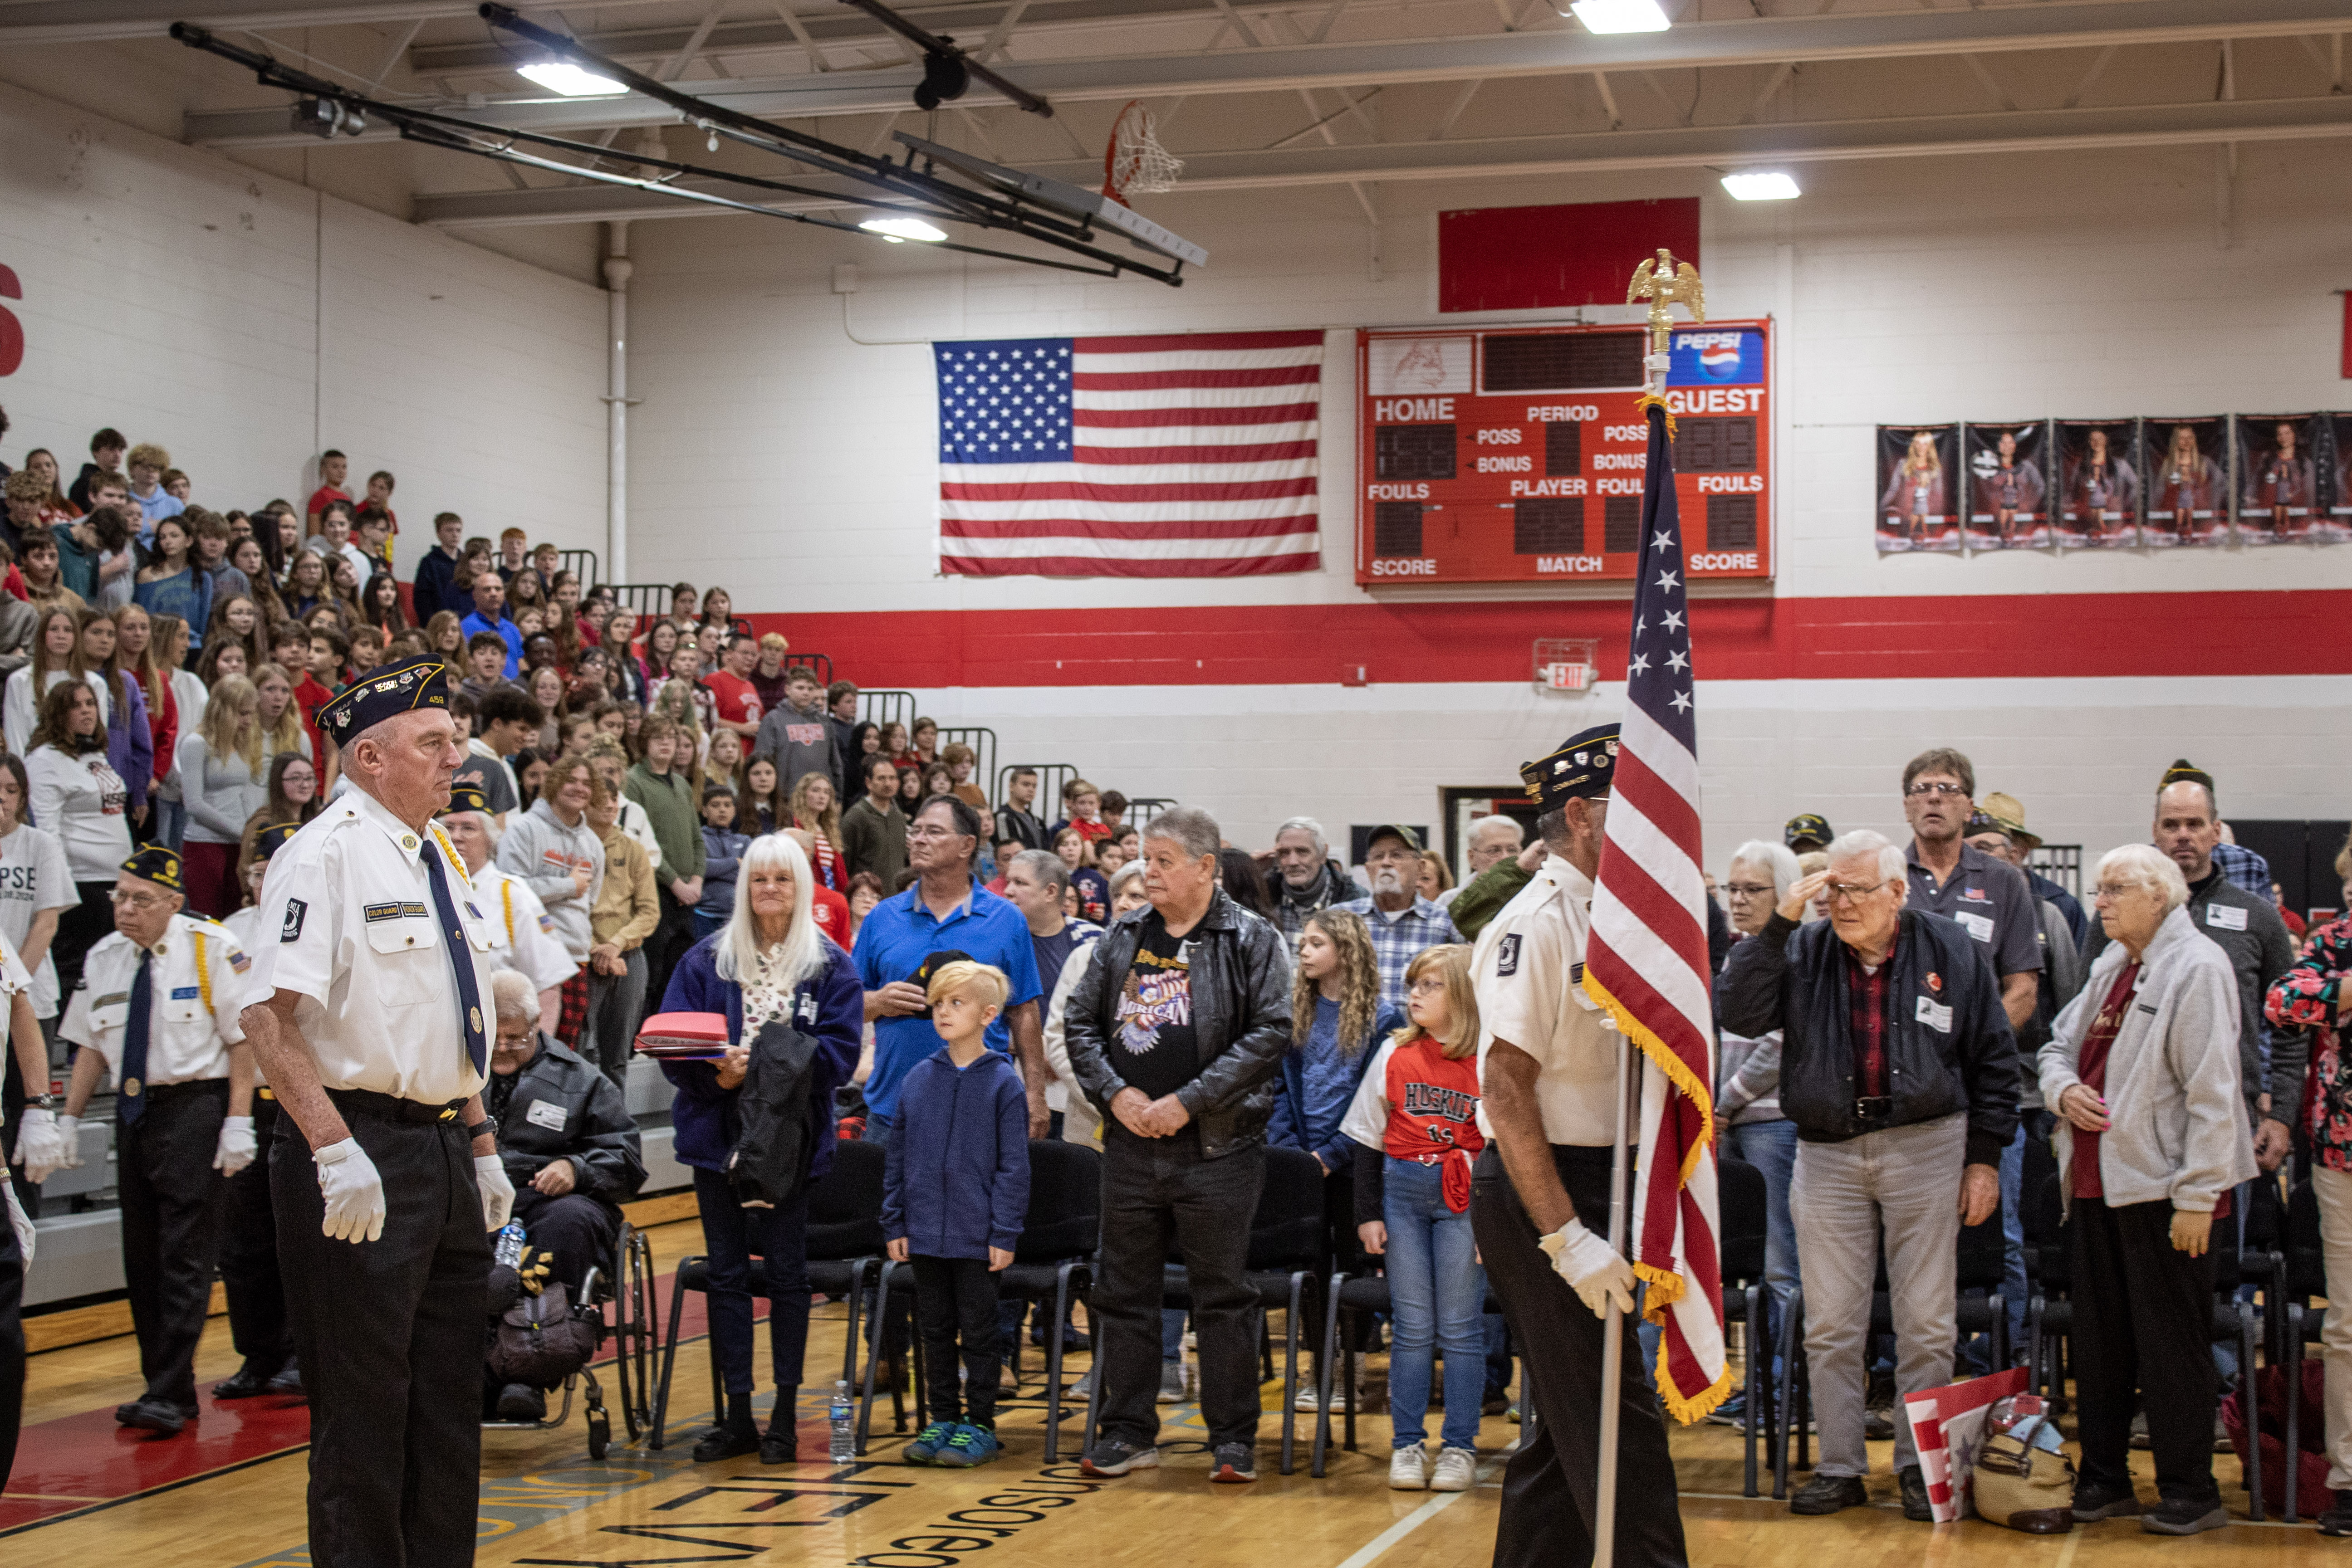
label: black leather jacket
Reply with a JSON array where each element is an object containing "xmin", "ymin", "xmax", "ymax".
[
  {"xmin": 1064, "ymin": 888, "xmax": 1294, "ymax": 1159},
  {"xmin": 490, "ymin": 1035, "xmax": 647, "ymax": 1204}
]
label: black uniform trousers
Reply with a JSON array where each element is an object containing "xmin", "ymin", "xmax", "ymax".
[
  {"xmin": 1092, "ymin": 1130, "xmax": 1265, "ymax": 1451},
  {"xmin": 1, "ymin": 1187, "xmax": 24, "ymax": 1488},
  {"xmin": 3, "ymin": 1048, "xmax": 40, "ymax": 1220},
  {"xmin": 120, "ymin": 1078, "xmax": 231, "ymax": 1410},
  {"xmin": 220, "ymin": 1094, "xmax": 293, "ymax": 1377},
  {"xmin": 911, "ymin": 1254, "xmax": 1003, "ymax": 1429},
  {"xmin": 2071, "ymin": 1197, "xmax": 2221, "ymax": 1506},
  {"xmin": 273, "ymin": 1107, "xmax": 487, "ymax": 1568},
  {"xmin": 1471, "ymin": 1143, "xmax": 1687, "ymax": 1568},
  {"xmin": 511, "ymin": 1184, "xmax": 618, "ymax": 1297}
]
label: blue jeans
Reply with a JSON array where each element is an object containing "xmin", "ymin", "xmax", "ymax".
[
  {"xmin": 1962, "ymin": 1121, "xmax": 2030, "ymax": 1373},
  {"xmin": 692, "ymin": 910, "xmax": 727, "ymax": 940},
  {"xmin": 1726, "ymin": 1119, "xmax": 1799, "ymax": 1382},
  {"xmin": 692, "ymin": 1165, "xmax": 811, "ymax": 1394},
  {"xmin": 1382, "ymin": 1158, "xmax": 1485, "ymax": 1451},
  {"xmin": 151, "ymin": 796, "xmax": 185, "ymax": 850}
]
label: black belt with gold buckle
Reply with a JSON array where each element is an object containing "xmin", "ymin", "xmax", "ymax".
[{"xmin": 326, "ymin": 1086, "xmax": 466, "ymax": 1125}]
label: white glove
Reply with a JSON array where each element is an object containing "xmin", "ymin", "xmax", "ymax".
[
  {"xmin": 214, "ymin": 1115, "xmax": 257, "ymax": 1177},
  {"xmin": 14, "ymin": 1107, "xmax": 69, "ymax": 1183},
  {"xmin": 4, "ymin": 1180, "xmax": 29, "ymax": 1265},
  {"xmin": 475, "ymin": 1153, "xmax": 515, "ymax": 1232},
  {"xmin": 1539, "ymin": 1218, "xmax": 1638, "ymax": 1319},
  {"xmin": 314, "ymin": 1137, "xmax": 386, "ymax": 1244}
]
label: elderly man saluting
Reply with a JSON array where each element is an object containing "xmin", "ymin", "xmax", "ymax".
[{"xmin": 1718, "ymin": 827, "xmax": 2017, "ymax": 1522}]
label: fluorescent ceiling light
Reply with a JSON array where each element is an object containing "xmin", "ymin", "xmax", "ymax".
[
  {"xmin": 859, "ymin": 216, "xmax": 949, "ymax": 244},
  {"xmin": 1567, "ymin": 0, "xmax": 1671, "ymax": 34},
  {"xmin": 1720, "ymin": 171, "xmax": 1801, "ymax": 200},
  {"xmin": 517, "ymin": 62, "xmax": 626, "ymax": 97}
]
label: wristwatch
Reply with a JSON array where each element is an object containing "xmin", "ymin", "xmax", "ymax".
[
  {"xmin": 29, "ymin": 1092, "xmax": 56, "ymax": 1110},
  {"xmin": 465, "ymin": 1120, "xmax": 495, "ymax": 1143}
]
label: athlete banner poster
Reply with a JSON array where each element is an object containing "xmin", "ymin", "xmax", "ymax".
[
  {"xmin": 1876, "ymin": 424, "xmax": 1960, "ymax": 554},
  {"xmin": 1962, "ymin": 421, "xmax": 2052, "ymax": 551},
  {"xmin": 2235, "ymin": 413, "xmax": 2326, "ymax": 544},
  {"xmin": 2143, "ymin": 416, "xmax": 2231, "ymax": 548},
  {"xmin": 2055, "ymin": 419, "xmax": 2140, "ymax": 549}
]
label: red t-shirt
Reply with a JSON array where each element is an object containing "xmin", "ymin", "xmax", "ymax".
[
  {"xmin": 1069, "ymin": 816, "xmax": 1111, "ymax": 844},
  {"xmin": 305, "ymin": 484, "xmax": 351, "ymax": 523},
  {"xmin": 2069, "ymin": 962, "xmax": 2140, "ymax": 1200},
  {"xmin": 703, "ymin": 670, "xmax": 762, "ymax": 729},
  {"xmin": 809, "ymin": 884, "xmax": 852, "ymax": 946},
  {"xmin": 1381, "ymin": 1034, "xmax": 1486, "ymax": 1211},
  {"xmin": 293, "ymin": 673, "xmax": 335, "ymax": 762}
]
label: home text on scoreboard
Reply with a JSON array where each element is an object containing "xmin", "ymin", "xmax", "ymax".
[{"xmin": 1354, "ymin": 321, "xmax": 1774, "ymax": 586}]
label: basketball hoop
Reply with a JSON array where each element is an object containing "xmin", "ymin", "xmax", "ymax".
[
  {"xmin": 1534, "ymin": 637, "xmax": 1601, "ymax": 694},
  {"xmin": 1102, "ymin": 100, "xmax": 1183, "ymax": 204}
]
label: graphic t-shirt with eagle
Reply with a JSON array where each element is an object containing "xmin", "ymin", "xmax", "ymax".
[{"xmin": 1109, "ymin": 913, "xmax": 1198, "ymax": 1100}]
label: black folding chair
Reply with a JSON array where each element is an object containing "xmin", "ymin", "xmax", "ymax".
[
  {"xmin": 2282, "ymin": 1178, "xmax": 2327, "ymax": 1522},
  {"xmin": 1081, "ymin": 1145, "xmax": 1327, "ymax": 1475},
  {"xmin": 2024, "ymin": 1170, "xmax": 2076, "ymax": 1405},
  {"xmin": 650, "ymin": 1138, "xmax": 886, "ymax": 1449},
  {"xmin": 1710, "ymin": 1158, "xmax": 1773, "ymax": 1497},
  {"xmin": 1774, "ymin": 1192, "xmax": 2008, "ymax": 1493},
  {"xmin": 989, "ymin": 1141, "xmax": 1103, "ymax": 1462}
]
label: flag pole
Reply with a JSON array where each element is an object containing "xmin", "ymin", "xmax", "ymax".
[{"xmin": 1592, "ymin": 1024, "xmax": 1635, "ymax": 1568}]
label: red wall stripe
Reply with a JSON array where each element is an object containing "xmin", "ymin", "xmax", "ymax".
[{"xmin": 745, "ymin": 588, "xmax": 2352, "ymax": 690}]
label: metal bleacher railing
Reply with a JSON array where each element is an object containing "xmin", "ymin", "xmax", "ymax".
[{"xmin": 2027, "ymin": 844, "xmax": 2082, "ymax": 897}]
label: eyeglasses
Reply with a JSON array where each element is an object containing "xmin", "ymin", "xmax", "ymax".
[
  {"xmin": 1824, "ymin": 880, "xmax": 1887, "ymax": 904},
  {"xmin": 109, "ymin": 889, "xmax": 172, "ymax": 910},
  {"xmin": 1905, "ymin": 782, "xmax": 1967, "ymax": 799},
  {"xmin": 1724, "ymin": 883, "xmax": 1775, "ymax": 898},
  {"xmin": 1407, "ymin": 978, "xmax": 1449, "ymax": 996},
  {"xmin": 906, "ymin": 826, "xmax": 969, "ymax": 842},
  {"xmin": 2092, "ymin": 882, "xmax": 2147, "ymax": 900}
]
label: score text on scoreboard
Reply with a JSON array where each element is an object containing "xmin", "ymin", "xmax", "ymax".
[{"xmin": 1353, "ymin": 321, "xmax": 1773, "ymax": 586}]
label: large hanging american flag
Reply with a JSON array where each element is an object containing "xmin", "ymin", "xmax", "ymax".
[
  {"xmin": 1579, "ymin": 396, "xmax": 1730, "ymax": 1425},
  {"xmin": 934, "ymin": 329, "xmax": 1323, "ymax": 577}
]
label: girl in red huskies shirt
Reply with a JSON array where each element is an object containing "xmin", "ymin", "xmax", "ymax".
[{"xmin": 1339, "ymin": 943, "xmax": 1486, "ymax": 1493}]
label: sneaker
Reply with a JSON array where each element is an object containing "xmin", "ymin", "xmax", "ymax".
[
  {"xmin": 1388, "ymin": 1445, "xmax": 1429, "ymax": 1490},
  {"xmin": 1482, "ymin": 1387, "xmax": 1510, "ymax": 1417},
  {"xmin": 495, "ymin": 1383, "xmax": 548, "ymax": 1421},
  {"xmin": 937, "ymin": 1425, "xmax": 1003, "ymax": 1468},
  {"xmin": 1210, "ymin": 1442, "xmax": 1257, "ymax": 1484},
  {"xmin": 1294, "ymin": 1385, "xmax": 1323, "ymax": 1413},
  {"xmin": 2073, "ymin": 1483, "xmax": 2142, "ymax": 1521},
  {"xmin": 1506, "ymin": 1402, "xmax": 1521, "ymax": 1424},
  {"xmin": 1429, "ymin": 1448, "xmax": 1476, "ymax": 1492},
  {"xmin": 1863, "ymin": 1406, "xmax": 1896, "ymax": 1441},
  {"xmin": 1789, "ymin": 1474, "xmax": 1869, "ymax": 1516},
  {"xmin": 2316, "ymin": 1489, "xmax": 2352, "ymax": 1536},
  {"xmin": 1899, "ymin": 1465, "xmax": 1932, "ymax": 1522},
  {"xmin": 1705, "ymin": 1393, "xmax": 1746, "ymax": 1429},
  {"xmin": 1072, "ymin": 1368, "xmax": 1096, "ymax": 1400},
  {"xmin": 905, "ymin": 1421, "xmax": 956, "ymax": 1465},
  {"xmin": 1159, "ymin": 1360, "xmax": 1186, "ymax": 1403},
  {"xmin": 1080, "ymin": 1437, "xmax": 1160, "ymax": 1477},
  {"xmin": 2141, "ymin": 1497, "xmax": 2228, "ymax": 1536}
]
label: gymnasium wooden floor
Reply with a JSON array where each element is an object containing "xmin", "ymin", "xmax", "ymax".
[{"xmin": 3, "ymin": 1217, "xmax": 2329, "ymax": 1568}]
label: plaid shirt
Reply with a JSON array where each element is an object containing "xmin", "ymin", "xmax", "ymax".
[
  {"xmin": 2212, "ymin": 840, "xmax": 2274, "ymax": 899},
  {"xmin": 1844, "ymin": 929, "xmax": 1898, "ymax": 1099},
  {"xmin": 1336, "ymin": 894, "xmax": 1462, "ymax": 1008}
]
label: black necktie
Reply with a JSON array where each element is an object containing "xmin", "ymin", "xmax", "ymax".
[
  {"xmin": 119, "ymin": 950, "xmax": 152, "ymax": 1128},
  {"xmin": 418, "ymin": 838, "xmax": 488, "ymax": 1080}
]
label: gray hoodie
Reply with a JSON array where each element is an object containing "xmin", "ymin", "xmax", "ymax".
[
  {"xmin": 494, "ymin": 796, "xmax": 605, "ymax": 961},
  {"xmin": 751, "ymin": 696, "xmax": 834, "ymax": 795}
]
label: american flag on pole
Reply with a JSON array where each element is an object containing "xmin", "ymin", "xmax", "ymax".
[
  {"xmin": 934, "ymin": 329, "xmax": 1323, "ymax": 577},
  {"xmin": 1579, "ymin": 397, "xmax": 1730, "ymax": 1425}
]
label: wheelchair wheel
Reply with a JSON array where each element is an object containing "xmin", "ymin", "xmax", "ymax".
[
  {"xmin": 587, "ymin": 1406, "xmax": 610, "ymax": 1460},
  {"xmin": 612, "ymin": 1223, "xmax": 657, "ymax": 1443}
]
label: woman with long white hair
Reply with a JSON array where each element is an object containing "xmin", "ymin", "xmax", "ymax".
[{"xmin": 658, "ymin": 832, "xmax": 862, "ymax": 1466}]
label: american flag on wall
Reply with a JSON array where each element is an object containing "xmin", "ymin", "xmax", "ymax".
[
  {"xmin": 933, "ymin": 329, "xmax": 1323, "ymax": 577},
  {"xmin": 1579, "ymin": 398, "xmax": 1730, "ymax": 1425}
]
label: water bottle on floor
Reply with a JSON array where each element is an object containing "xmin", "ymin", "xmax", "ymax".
[{"xmin": 830, "ymin": 1379, "xmax": 855, "ymax": 1463}]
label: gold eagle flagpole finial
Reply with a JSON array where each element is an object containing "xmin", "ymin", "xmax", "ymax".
[{"xmin": 1627, "ymin": 248, "xmax": 1705, "ymax": 399}]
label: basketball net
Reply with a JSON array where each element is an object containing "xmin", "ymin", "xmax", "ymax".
[{"xmin": 1101, "ymin": 100, "xmax": 1183, "ymax": 204}]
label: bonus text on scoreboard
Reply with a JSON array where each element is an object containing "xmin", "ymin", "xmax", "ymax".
[{"xmin": 1354, "ymin": 321, "xmax": 1774, "ymax": 585}]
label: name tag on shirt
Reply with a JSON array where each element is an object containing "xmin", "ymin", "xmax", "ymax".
[
  {"xmin": 1916, "ymin": 995, "xmax": 1954, "ymax": 1033},
  {"xmin": 2207, "ymin": 904, "xmax": 2248, "ymax": 932},
  {"xmin": 1954, "ymin": 911, "xmax": 1994, "ymax": 944},
  {"xmin": 525, "ymin": 1100, "xmax": 568, "ymax": 1131},
  {"xmin": 170, "ymin": 986, "xmax": 200, "ymax": 1000},
  {"xmin": 364, "ymin": 901, "xmax": 430, "ymax": 923}
]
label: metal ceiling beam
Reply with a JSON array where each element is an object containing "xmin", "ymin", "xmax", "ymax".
[
  {"xmin": 411, "ymin": 89, "xmax": 2352, "ymax": 225},
  {"xmin": 0, "ymin": 0, "xmax": 646, "ymax": 47},
  {"xmin": 182, "ymin": 0, "xmax": 2352, "ymax": 147}
]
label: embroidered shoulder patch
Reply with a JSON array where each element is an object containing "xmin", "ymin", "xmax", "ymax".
[
  {"xmin": 1496, "ymin": 933, "xmax": 1522, "ymax": 976},
  {"xmin": 228, "ymin": 949, "xmax": 251, "ymax": 973},
  {"xmin": 282, "ymin": 899, "xmax": 308, "ymax": 943}
]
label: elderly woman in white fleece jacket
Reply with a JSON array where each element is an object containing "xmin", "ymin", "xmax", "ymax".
[{"xmin": 2039, "ymin": 841, "xmax": 2254, "ymax": 1538}]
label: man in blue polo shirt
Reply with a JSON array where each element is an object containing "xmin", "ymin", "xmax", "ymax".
[
  {"xmin": 459, "ymin": 572, "xmax": 522, "ymax": 680},
  {"xmin": 856, "ymin": 793, "xmax": 1049, "ymax": 1137}
]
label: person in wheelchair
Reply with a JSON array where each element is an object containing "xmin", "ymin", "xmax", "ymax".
[{"xmin": 485, "ymin": 969, "xmax": 646, "ymax": 1420}]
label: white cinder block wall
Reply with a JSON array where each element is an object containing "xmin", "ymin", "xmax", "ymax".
[
  {"xmin": 620, "ymin": 141, "xmax": 2352, "ymax": 876},
  {"xmin": 0, "ymin": 80, "xmax": 608, "ymax": 580}
]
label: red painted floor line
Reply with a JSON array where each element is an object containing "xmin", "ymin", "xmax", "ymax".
[{"xmin": 0, "ymin": 1264, "xmax": 783, "ymax": 1534}]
